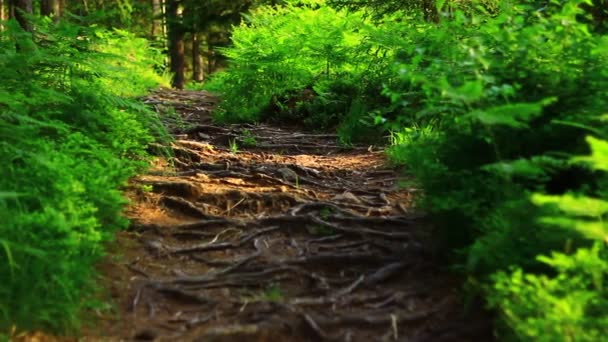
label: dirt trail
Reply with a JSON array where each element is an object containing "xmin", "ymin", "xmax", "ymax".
[{"xmin": 92, "ymin": 89, "xmax": 491, "ymax": 341}]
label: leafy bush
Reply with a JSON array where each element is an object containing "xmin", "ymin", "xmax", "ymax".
[
  {"xmin": 382, "ymin": 0, "xmax": 608, "ymax": 338},
  {"xmin": 386, "ymin": 0, "xmax": 607, "ymax": 257},
  {"xmin": 204, "ymin": 0, "xmax": 393, "ymax": 141},
  {"xmin": 0, "ymin": 18, "xmax": 167, "ymax": 334},
  {"xmin": 201, "ymin": 0, "xmax": 608, "ymax": 337},
  {"xmin": 488, "ymin": 137, "xmax": 608, "ymax": 341},
  {"xmin": 490, "ymin": 246, "xmax": 608, "ymax": 341}
]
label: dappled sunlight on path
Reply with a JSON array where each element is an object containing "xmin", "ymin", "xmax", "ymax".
[{"xmin": 86, "ymin": 90, "xmax": 491, "ymax": 342}]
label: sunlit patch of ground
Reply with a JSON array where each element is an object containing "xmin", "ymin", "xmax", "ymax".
[{"xmin": 78, "ymin": 90, "xmax": 491, "ymax": 342}]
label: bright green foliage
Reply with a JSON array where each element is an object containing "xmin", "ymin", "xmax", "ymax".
[
  {"xmin": 210, "ymin": 0, "xmax": 608, "ymax": 338},
  {"xmin": 0, "ymin": 18, "xmax": 167, "ymax": 334},
  {"xmin": 488, "ymin": 139, "xmax": 608, "ymax": 341},
  {"xmin": 490, "ymin": 246, "xmax": 608, "ymax": 341},
  {"xmin": 204, "ymin": 0, "xmax": 390, "ymax": 141},
  {"xmin": 386, "ymin": 0, "xmax": 607, "ymax": 256},
  {"xmin": 380, "ymin": 0, "xmax": 608, "ymax": 339},
  {"xmin": 198, "ymin": 0, "xmax": 608, "ymax": 337},
  {"xmin": 92, "ymin": 29, "xmax": 169, "ymax": 97}
]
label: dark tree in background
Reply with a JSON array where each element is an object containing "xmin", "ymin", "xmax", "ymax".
[
  {"xmin": 192, "ymin": 31, "xmax": 204, "ymax": 82},
  {"xmin": 168, "ymin": 0, "xmax": 271, "ymax": 87},
  {"xmin": 167, "ymin": 0, "xmax": 185, "ymax": 89},
  {"xmin": 41, "ymin": 0, "xmax": 60, "ymax": 17},
  {"xmin": 11, "ymin": 0, "xmax": 33, "ymax": 31}
]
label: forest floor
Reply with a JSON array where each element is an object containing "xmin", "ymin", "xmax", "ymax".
[{"xmin": 83, "ymin": 89, "xmax": 491, "ymax": 341}]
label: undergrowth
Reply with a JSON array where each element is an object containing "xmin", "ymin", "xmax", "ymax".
[
  {"xmin": 209, "ymin": 0, "xmax": 608, "ymax": 339},
  {"xmin": 383, "ymin": 1, "xmax": 608, "ymax": 340},
  {"xmin": 0, "ymin": 17, "xmax": 168, "ymax": 335},
  {"xmin": 204, "ymin": 0, "xmax": 391, "ymax": 143}
]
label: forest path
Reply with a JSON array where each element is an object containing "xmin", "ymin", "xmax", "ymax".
[{"xmin": 93, "ymin": 89, "xmax": 490, "ymax": 341}]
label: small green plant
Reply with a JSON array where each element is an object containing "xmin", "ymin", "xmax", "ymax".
[
  {"xmin": 307, "ymin": 224, "xmax": 336, "ymax": 236},
  {"xmin": 229, "ymin": 138, "xmax": 239, "ymax": 153},
  {"xmin": 140, "ymin": 184, "xmax": 154, "ymax": 193},
  {"xmin": 263, "ymin": 284, "xmax": 284, "ymax": 302},
  {"xmin": 319, "ymin": 207, "xmax": 334, "ymax": 220},
  {"xmin": 240, "ymin": 129, "xmax": 258, "ymax": 147}
]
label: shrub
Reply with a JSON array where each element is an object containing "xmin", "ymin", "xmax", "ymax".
[
  {"xmin": 386, "ymin": 0, "xmax": 608, "ymax": 261},
  {"xmin": 488, "ymin": 137, "xmax": 608, "ymax": 341},
  {"xmin": 0, "ymin": 18, "xmax": 167, "ymax": 334},
  {"xmin": 201, "ymin": 0, "xmax": 608, "ymax": 337},
  {"xmin": 382, "ymin": 0, "xmax": 608, "ymax": 338},
  {"xmin": 204, "ymin": 0, "xmax": 395, "ymax": 142}
]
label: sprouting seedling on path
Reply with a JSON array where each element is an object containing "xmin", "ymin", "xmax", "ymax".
[
  {"xmin": 240, "ymin": 129, "xmax": 258, "ymax": 147},
  {"xmin": 229, "ymin": 138, "xmax": 239, "ymax": 153}
]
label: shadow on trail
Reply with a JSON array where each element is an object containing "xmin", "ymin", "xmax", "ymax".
[{"xmin": 95, "ymin": 89, "xmax": 492, "ymax": 341}]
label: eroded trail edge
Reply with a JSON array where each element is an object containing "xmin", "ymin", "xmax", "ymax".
[{"xmin": 96, "ymin": 90, "xmax": 489, "ymax": 341}]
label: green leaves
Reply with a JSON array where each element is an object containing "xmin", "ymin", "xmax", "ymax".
[
  {"xmin": 533, "ymin": 193, "xmax": 608, "ymax": 242},
  {"xmin": 533, "ymin": 194, "xmax": 608, "ymax": 219},
  {"xmin": 0, "ymin": 18, "xmax": 166, "ymax": 334},
  {"xmin": 379, "ymin": 1, "xmax": 608, "ymax": 339},
  {"xmin": 576, "ymin": 136, "xmax": 608, "ymax": 172},
  {"xmin": 442, "ymin": 80, "xmax": 484, "ymax": 104},
  {"xmin": 489, "ymin": 245, "xmax": 608, "ymax": 341},
  {"xmin": 484, "ymin": 158, "xmax": 550, "ymax": 180},
  {"xmin": 530, "ymin": 136, "xmax": 608, "ymax": 242},
  {"xmin": 206, "ymin": 2, "xmax": 381, "ymax": 128},
  {"xmin": 468, "ymin": 98, "xmax": 556, "ymax": 128}
]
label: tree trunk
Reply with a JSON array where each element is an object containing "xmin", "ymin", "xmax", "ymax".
[
  {"xmin": 0, "ymin": 0, "xmax": 6, "ymax": 30},
  {"xmin": 12, "ymin": 0, "xmax": 33, "ymax": 32},
  {"xmin": 161, "ymin": 0, "xmax": 167, "ymax": 40},
  {"xmin": 151, "ymin": 0, "xmax": 161, "ymax": 37},
  {"xmin": 41, "ymin": 0, "xmax": 59, "ymax": 17},
  {"xmin": 79, "ymin": 0, "xmax": 89, "ymax": 15},
  {"xmin": 41, "ymin": 0, "xmax": 51, "ymax": 15},
  {"xmin": 192, "ymin": 32, "xmax": 204, "ymax": 82},
  {"xmin": 167, "ymin": 0, "xmax": 185, "ymax": 89}
]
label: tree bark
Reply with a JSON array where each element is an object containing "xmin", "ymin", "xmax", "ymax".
[
  {"xmin": 0, "ymin": 0, "xmax": 6, "ymax": 30},
  {"xmin": 151, "ymin": 0, "xmax": 162, "ymax": 37},
  {"xmin": 41, "ymin": 0, "xmax": 59, "ymax": 17},
  {"xmin": 11, "ymin": 0, "xmax": 33, "ymax": 32},
  {"xmin": 41, "ymin": 0, "xmax": 51, "ymax": 15},
  {"xmin": 192, "ymin": 32, "xmax": 204, "ymax": 82},
  {"xmin": 167, "ymin": 0, "xmax": 185, "ymax": 89}
]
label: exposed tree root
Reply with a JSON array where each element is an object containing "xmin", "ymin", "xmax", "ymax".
[{"xmin": 90, "ymin": 89, "xmax": 492, "ymax": 342}]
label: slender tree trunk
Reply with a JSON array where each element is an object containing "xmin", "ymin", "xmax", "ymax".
[
  {"xmin": 0, "ymin": 0, "xmax": 6, "ymax": 31},
  {"xmin": 77, "ymin": 0, "xmax": 89, "ymax": 16},
  {"xmin": 167, "ymin": 0, "xmax": 185, "ymax": 89},
  {"xmin": 151, "ymin": 0, "xmax": 161, "ymax": 37},
  {"xmin": 192, "ymin": 32, "xmax": 204, "ymax": 82},
  {"xmin": 208, "ymin": 50, "xmax": 213, "ymax": 75},
  {"xmin": 161, "ymin": 0, "xmax": 167, "ymax": 41},
  {"xmin": 41, "ymin": 0, "xmax": 50, "ymax": 15},
  {"xmin": 12, "ymin": 0, "xmax": 33, "ymax": 32}
]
